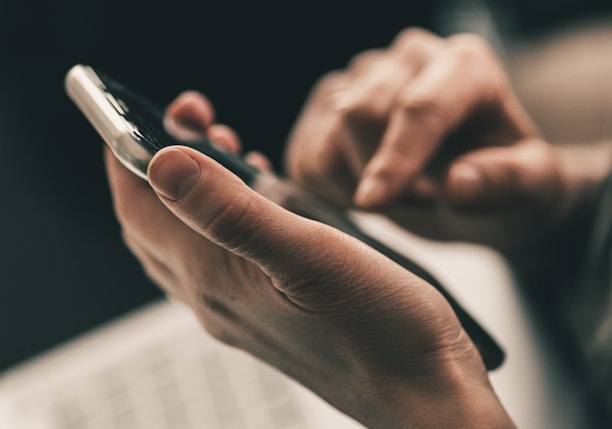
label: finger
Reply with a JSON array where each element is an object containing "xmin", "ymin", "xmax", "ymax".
[
  {"xmin": 165, "ymin": 91, "xmax": 215, "ymax": 133},
  {"xmin": 344, "ymin": 28, "xmax": 442, "ymax": 124},
  {"xmin": 389, "ymin": 27, "xmax": 442, "ymax": 56},
  {"xmin": 444, "ymin": 139, "xmax": 565, "ymax": 213},
  {"xmin": 146, "ymin": 146, "xmax": 395, "ymax": 311},
  {"xmin": 354, "ymin": 36, "xmax": 504, "ymax": 209},
  {"xmin": 344, "ymin": 28, "xmax": 441, "ymax": 121},
  {"xmin": 286, "ymin": 119, "xmax": 358, "ymax": 207},
  {"xmin": 106, "ymin": 147, "xmax": 244, "ymax": 302},
  {"xmin": 340, "ymin": 33, "xmax": 442, "ymax": 177},
  {"xmin": 344, "ymin": 56, "xmax": 414, "ymax": 122},
  {"xmin": 339, "ymin": 58, "xmax": 418, "ymax": 178},
  {"xmin": 164, "ymin": 91, "xmax": 216, "ymax": 143},
  {"xmin": 244, "ymin": 151, "xmax": 273, "ymax": 172},
  {"xmin": 207, "ymin": 123, "xmax": 242, "ymax": 154},
  {"xmin": 285, "ymin": 73, "xmax": 360, "ymax": 206},
  {"xmin": 147, "ymin": 146, "xmax": 311, "ymax": 263}
]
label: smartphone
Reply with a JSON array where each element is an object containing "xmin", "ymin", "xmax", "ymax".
[{"xmin": 65, "ymin": 64, "xmax": 505, "ymax": 370}]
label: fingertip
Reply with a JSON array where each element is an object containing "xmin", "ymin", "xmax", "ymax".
[
  {"xmin": 244, "ymin": 151, "xmax": 273, "ymax": 172},
  {"xmin": 147, "ymin": 146, "xmax": 301, "ymax": 264},
  {"xmin": 354, "ymin": 176, "xmax": 389, "ymax": 209},
  {"xmin": 353, "ymin": 153, "xmax": 411, "ymax": 209},
  {"xmin": 148, "ymin": 147, "xmax": 202, "ymax": 202},
  {"xmin": 445, "ymin": 162, "xmax": 486, "ymax": 208},
  {"xmin": 166, "ymin": 91, "xmax": 215, "ymax": 134},
  {"xmin": 207, "ymin": 124, "xmax": 242, "ymax": 154}
]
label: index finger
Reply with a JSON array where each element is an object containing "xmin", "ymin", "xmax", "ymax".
[{"xmin": 354, "ymin": 35, "xmax": 506, "ymax": 209}]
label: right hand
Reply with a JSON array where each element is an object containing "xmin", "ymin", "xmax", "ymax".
[{"xmin": 284, "ymin": 29, "xmax": 585, "ymax": 253}]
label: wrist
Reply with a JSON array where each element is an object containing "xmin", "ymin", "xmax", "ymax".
[{"xmin": 358, "ymin": 338, "xmax": 515, "ymax": 428}]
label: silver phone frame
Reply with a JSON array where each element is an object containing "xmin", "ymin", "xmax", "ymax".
[{"xmin": 65, "ymin": 64, "xmax": 151, "ymax": 180}]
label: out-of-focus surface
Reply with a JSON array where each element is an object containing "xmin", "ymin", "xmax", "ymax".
[
  {"xmin": 510, "ymin": 19, "xmax": 612, "ymax": 143},
  {"xmin": 0, "ymin": 299, "xmax": 366, "ymax": 429}
]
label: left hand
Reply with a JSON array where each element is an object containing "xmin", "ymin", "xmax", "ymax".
[{"xmin": 103, "ymin": 91, "xmax": 513, "ymax": 428}]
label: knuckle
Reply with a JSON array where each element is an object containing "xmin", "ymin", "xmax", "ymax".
[
  {"xmin": 396, "ymin": 91, "xmax": 445, "ymax": 129},
  {"xmin": 312, "ymin": 71, "xmax": 391, "ymax": 121},
  {"xmin": 324, "ymin": 89, "xmax": 355, "ymax": 114},
  {"xmin": 310, "ymin": 73, "xmax": 355, "ymax": 114},
  {"xmin": 343, "ymin": 89, "xmax": 391, "ymax": 122},
  {"xmin": 347, "ymin": 49, "xmax": 383, "ymax": 71},
  {"xmin": 393, "ymin": 27, "xmax": 435, "ymax": 47},
  {"xmin": 312, "ymin": 71, "xmax": 348, "ymax": 99},
  {"xmin": 448, "ymin": 33, "xmax": 507, "ymax": 94}
]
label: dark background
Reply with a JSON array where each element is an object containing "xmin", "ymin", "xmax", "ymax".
[{"xmin": 1, "ymin": 0, "xmax": 610, "ymax": 372}]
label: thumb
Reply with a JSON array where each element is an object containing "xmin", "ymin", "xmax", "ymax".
[
  {"xmin": 444, "ymin": 139, "xmax": 565, "ymax": 213},
  {"xmin": 146, "ymin": 146, "xmax": 355, "ymax": 299},
  {"xmin": 147, "ymin": 146, "xmax": 303, "ymax": 259}
]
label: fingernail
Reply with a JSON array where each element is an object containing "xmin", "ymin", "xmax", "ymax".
[
  {"xmin": 354, "ymin": 176, "xmax": 388, "ymax": 208},
  {"xmin": 148, "ymin": 149, "xmax": 201, "ymax": 201},
  {"xmin": 449, "ymin": 163, "xmax": 484, "ymax": 205}
]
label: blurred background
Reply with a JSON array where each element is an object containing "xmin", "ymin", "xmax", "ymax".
[{"xmin": 1, "ymin": 0, "xmax": 611, "ymax": 384}]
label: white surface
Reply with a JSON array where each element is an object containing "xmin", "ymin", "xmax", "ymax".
[{"xmin": 0, "ymin": 300, "xmax": 363, "ymax": 429}]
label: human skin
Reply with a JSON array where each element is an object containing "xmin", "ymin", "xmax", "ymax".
[
  {"xmin": 284, "ymin": 28, "xmax": 612, "ymax": 263},
  {"xmin": 104, "ymin": 90, "xmax": 515, "ymax": 428},
  {"xmin": 102, "ymin": 27, "xmax": 612, "ymax": 427}
]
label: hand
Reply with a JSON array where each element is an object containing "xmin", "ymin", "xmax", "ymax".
[
  {"xmin": 284, "ymin": 29, "xmax": 601, "ymax": 254},
  {"xmin": 104, "ymin": 92, "xmax": 514, "ymax": 428}
]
